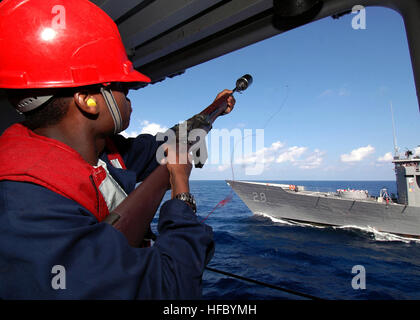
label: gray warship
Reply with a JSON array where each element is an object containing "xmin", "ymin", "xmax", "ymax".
[{"xmin": 227, "ymin": 150, "xmax": 420, "ymax": 238}]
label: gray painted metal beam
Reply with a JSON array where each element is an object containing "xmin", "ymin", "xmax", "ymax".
[
  {"xmin": 388, "ymin": 0, "xmax": 420, "ymax": 113},
  {"xmin": 119, "ymin": 0, "xmax": 221, "ymax": 50},
  {"xmin": 90, "ymin": 0, "xmax": 107, "ymax": 7},
  {"xmin": 90, "ymin": 0, "xmax": 147, "ymax": 21},
  {"xmin": 139, "ymin": 10, "xmax": 277, "ymax": 83},
  {"xmin": 131, "ymin": 0, "xmax": 272, "ymax": 67}
]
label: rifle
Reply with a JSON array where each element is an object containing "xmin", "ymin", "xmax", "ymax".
[{"xmin": 104, "ymin": 75, "xmax": 253, "ymax": 247}]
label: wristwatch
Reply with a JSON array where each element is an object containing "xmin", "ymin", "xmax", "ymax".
[{"xmin": 175, "ymin": 192, "xmax": 197, "ymax": 213}]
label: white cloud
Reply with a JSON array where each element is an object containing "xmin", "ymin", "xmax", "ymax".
[
  {"xmin": 120, "ymin": 130, "xmax": 140, "ymax": 138},
  {"xmin": 377, "ymin": 152, "xmax": 393, "ymax": 163},
  {"xmin": 298, "ymin": 149, "xmax": 325, "ymax": 169},
  {"xmin": 213, "ymin": 141, "xmax": 325, "ymax": 172},
  {"xmin": 276, "ymin": 146, "xmax": 307, "ymax": 163},
  {"xmin": 340, "ymin": 145, "xmax": 375, "ymax": 163},
  {"xmin": 215, "ymin": 141, "xmax": 284, "ymax": 172},
  {"xmin": 414, "ymin": 147, "xmax": 420, "ymax": 157},
  {"xmin": 238, "ymin": 142, "xmax": 324, "ymax": 169},
  {"xmin": 140, "ymin": 120, "xmax": 168, "ymax": 135},
  {"xmin": 120, "ymin": 120, "xmax": 168, "ymax": 138},
  {"xmin": 235, "ymin": 141, "xmax": 285, "ymax": 166}
]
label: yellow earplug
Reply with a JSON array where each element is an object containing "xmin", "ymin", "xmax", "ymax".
[{"xmin": 87, "ymin": 98, "xmax": 97, "ymax": 107}]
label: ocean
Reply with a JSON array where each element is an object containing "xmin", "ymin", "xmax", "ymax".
[{"xmin": 153, "ymin": 180, "xmax": 420, "ymax": 300}]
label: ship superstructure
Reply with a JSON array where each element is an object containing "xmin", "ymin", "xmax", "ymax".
[{"xmin": 393, "ymin": 151, "xmax": 420, "ymax": 207}]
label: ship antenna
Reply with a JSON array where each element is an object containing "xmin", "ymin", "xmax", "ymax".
[{"xmin": 390, "ymin": 101, "xmax": 399, "ymax": 158}]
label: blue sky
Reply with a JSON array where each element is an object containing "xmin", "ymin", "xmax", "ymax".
[{"xmin": 123, "ymin": 6, "xmax": 419, "ymax": 181}]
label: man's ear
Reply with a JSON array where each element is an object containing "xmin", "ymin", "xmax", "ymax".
[{"xmin": 74, "ymin": 92, "xmax": 100, "ymax": 115}]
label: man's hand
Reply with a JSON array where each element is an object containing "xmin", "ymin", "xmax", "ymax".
[
  {"xmin": 213, "ymin": 89, "xmax": 236, "ymax": 115},
  {"xmin": 164, "ymin": 143, "xmax": 193, "ymax": 198}
]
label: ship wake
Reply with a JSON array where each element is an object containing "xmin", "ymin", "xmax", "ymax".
[
  {"xmin": 254, "ymin": 212, "xmax": 420, "ymax": 243},
  {"xmin": 334, "ymin": 225, "xmax": 420, "ymax": 243}
]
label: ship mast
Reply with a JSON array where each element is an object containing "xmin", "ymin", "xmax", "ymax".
[{"xmin": 390, "ymin": 101, "xmax": 399, "ymax": 158}]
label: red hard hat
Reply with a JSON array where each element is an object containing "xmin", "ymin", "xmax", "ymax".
[{"xmin": 0, "ymin": 0, "xmax": 151, "ymax": 89}]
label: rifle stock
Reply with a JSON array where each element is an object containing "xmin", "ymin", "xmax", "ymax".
[{"xmin": 199, "ymin": 93, "xmax": 230, "ymax": 124}]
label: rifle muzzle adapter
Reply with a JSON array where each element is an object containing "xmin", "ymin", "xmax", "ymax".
[{"xmin": 234, "ymin": 74, "xmax": 253, "ymax": 93}]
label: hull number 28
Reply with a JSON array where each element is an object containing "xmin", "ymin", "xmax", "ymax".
[{"xmin": 252, "ymin": 192, "xmax": 266, "ymax": 202}]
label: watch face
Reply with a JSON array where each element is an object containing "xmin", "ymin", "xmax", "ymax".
[{"xmin": 175, "ymin": 193, "xmax": 196, "ymax": 213}]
